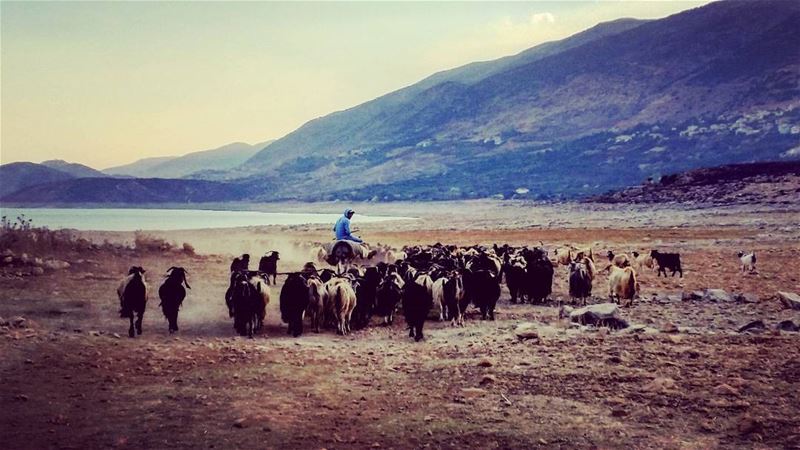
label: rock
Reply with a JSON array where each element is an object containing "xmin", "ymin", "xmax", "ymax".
[
  {"xmin": 31, "ymin": 267, "xmax": 45, "ymax": 276},
  {"xmin": 479, "ymin": 375, "xmax": 496, "ymax": 385},
  {"xmin": 476, "ymin": 358, "xmax": 493, "ymax": 368},
  {"xmin": 0, "ymin": 316, "xmax": 8, "ymax": 327},
  {"xmin": 776, "ymin": 320, "xmax": 800, "ymax": 332},
  {"xmin": 778, "ymin": 292, "xmax": 800, "ymax": 310},
  {"xmin": 112, "ymin": 333, "xmax": 122, "ymax": 339},
  {"xmin": 460, "ymin": 388, "xmax": 486, "ymax": 399},
  {"xmin": 44, "ymin": 260, "xmax": 71, "ymax": 271},
  {"xmin": 19, "ymin": 253, "xmax": 30, "ymax": 264},
  {"xmin": 569, "ymin": 303, "xmax": 628, "ymax": 330},
  {"xmin": 660, "ymin": 322, "xmax": 680, "ymax": 333},
  {"xmin": 1, "ymin": 249, "xmax": 13, "ymax": 257},
  {"xmin": 682, "ymin": 291, "xmax": 704, "ymax": 301},
  {"xmin": 737, "ymin": 320, "xmax": 766, "ymax": 334},
  {"xmin": 233, "ymin": 418, "xmax": 247, "ymax": 428},
  {"xmin": 643, "ymin": 377, "xmax": 677, "ymax": 394},
  {"xmin": 713, "ymin": 383, "xmax": 741, "ymax": 396},
  {"xmin": 737, "ymin": 416, "xmax": 764, "ymax": 436},
  {"xmin": 33, "ymin": 257, "xmax": 44, "ymax": 267},
  {"xmin": 611, "ymin": 408, "xmax": 628, "ymax": 417},
  {"xmin": 514, "ymin": 323, "xmax": 540, "ymax": 340},
  {"xmin": 733, "ymin": 293, "xmax": 759, "ymax": 303},
  {"xmin": 703, "ymin": 289, "xmax": 732, "ymax": 302},
  {"xmin": 11, "ymin": 316, "xmax": 27, "ymax": 328},
  {"xmin": 2, "ymin": 256, "xmax": 12, "ymax": 265}
]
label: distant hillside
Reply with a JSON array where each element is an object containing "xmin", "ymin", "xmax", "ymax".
[
  {"xmin": 590, "ymin": 161, "xmax": 800, "ymax": 205},
  {"xmin": 40, "ymin": 160, "xmax": 107, "ymax": 178},
  {"xmin": 103, "ymin": 141, "xmax": 272, "ymax": 179},
  {"xmin": 0, "ymin": 162, "xmax": 76, "ymax": 198},
  {"xmin": 224, "ymin": 0, "xmax": 800, "ymax": 201},
  {"xmin": 1, "ymin": 178, "xmax": 251, "ymax": 204}
]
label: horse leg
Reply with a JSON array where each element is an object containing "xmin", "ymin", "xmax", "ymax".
[{"xmin": 128, "ymin": 315, "xmax": 135, "ymax": 338}]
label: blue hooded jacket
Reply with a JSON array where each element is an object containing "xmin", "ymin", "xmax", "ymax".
[{"xmin": 333, "ymin": 208, "xmax": 362, "ymax": 243}]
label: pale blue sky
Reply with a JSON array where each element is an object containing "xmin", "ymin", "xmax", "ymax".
[{"xmin": 1, "ymin": 1, "xmax": 710, "ymax": 168}]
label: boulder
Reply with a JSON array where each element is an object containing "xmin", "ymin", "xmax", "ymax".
[
  {"xmin": 31, "ymin": 267, "xmax": 45, "ymax": 276},
  {"xmin": 514, "ymin": 323, "xmax": 540, "ymax": 340},
  {"xmin": 19, "ymin": 253, "xmax": 30, "ymax": 264},
  {"xmin": 778, "ymin": 292, "xmax": 800, "ymax": 310},
  {"xmin": 2, "ymin": 256, "xmax": 12, "ymax": 265},
  {"xmin": 682, "ymin": 291, "xmax": 704, "ymax": 301},
  {"xmin": 776, "ymin": 320, "xmax": 799, "ymax": 332},
  {"xmin": 733, "ymin": 293, "xmax": 759, "ymax": 303},
  {"xmin": 569, "ymin": 303, "xmax": 628, "ymax": 330},
  {"xmin": 43, "ymin": 260, "xmax": 71, "ymax": 271},
  {"xmin": 737, "ymin": 320, "xmax": 766, "ymax": 334},
  {"xmin": 703, "ymin": 289, "xmax": 732, "ymax": 302}
]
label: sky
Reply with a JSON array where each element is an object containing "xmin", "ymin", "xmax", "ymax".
[{"xmin": 0, "ymin": 1, "xmax": 711, "ymax": 169}]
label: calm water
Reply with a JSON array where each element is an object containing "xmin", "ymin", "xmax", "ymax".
[{"xmin": 0, "ymin": 207, "xmax": 414, "ymax": 231}]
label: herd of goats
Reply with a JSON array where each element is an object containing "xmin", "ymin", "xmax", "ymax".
[{"xmin": 115, "ymin": 242, "xmax": 758, "ymax": 341}]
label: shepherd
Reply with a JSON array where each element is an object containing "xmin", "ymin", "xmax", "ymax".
[{"xmin": 333, "ymin": 208, "xmax": 363, "ymax": 243}]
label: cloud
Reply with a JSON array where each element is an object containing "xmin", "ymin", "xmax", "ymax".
[{"xmin": 530, "ymin": 12, "xmax": 556, "ymax": 24}]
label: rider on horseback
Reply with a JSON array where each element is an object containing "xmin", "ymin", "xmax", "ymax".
[{"xmin": 333, "ymin": 208, "xmax": 363, "ymax": 243}]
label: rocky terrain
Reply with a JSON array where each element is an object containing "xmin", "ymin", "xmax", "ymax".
[
  {"xmin": 591, "ymin": 161, "xmax": 800, "ymax": 205},
  {"xmin": 1, "ymin": 201, "xmax": 799, "ymax": 449}
]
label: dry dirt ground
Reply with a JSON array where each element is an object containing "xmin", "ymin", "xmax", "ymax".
[{"xmin": 1, "ymin": 202, "xmax": 799, "ymax": 449}]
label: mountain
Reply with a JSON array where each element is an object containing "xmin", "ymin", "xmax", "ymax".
[
  {"xmin": 590, "ymin": 161, "xmax": 800, "ymax": 205},
  {"xmin": 103, "ymin": 141, "xmax": 272, "ymax": 179},
  {"xmin": 231, "ymin": 0, "xmax": 800, "ymax": 201},
  {"xmin": 40, "ymin": 160, "xmax": 107, "ymax": 178},
  {"xmin": 1, "ymin": 178, "xmax": 250, "ymax": 204},
  {"xmin": 0, "ymin": 162, "xmax": 77, "ymax": 198}
]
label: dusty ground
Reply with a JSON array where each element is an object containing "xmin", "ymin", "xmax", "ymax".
[{"xmin": 1, "ymin": 202, "xmax": 799, "ymax": 449}]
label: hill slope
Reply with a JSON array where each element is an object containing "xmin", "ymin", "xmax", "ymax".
[
  {"xmin": 1, "ymin": 178, "xmax": 250, "ymax": 204},
  {"xmin": 103, "ymin": 141, "xmax": 272, "ymax": 179},
  {"xmin": 235, "ymin": 0, "xmax": 800, "ymax": 201},
  {"xmin": 0, "ymin": 163, "xmax": 76, "ymax": 198},
  {"xmin": 40, "ymin": 160, "xmax": 107, "ymax": 178}
]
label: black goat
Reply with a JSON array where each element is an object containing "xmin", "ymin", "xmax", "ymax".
[
  {"xmin": 375, "ymin": 275, "xmax": 402, "ymax": 325},
  {"xmin": 522, "ymin": 248, "xmax": 554, "ymax": 304},
  {"xmin": 230, "ymin": 254, "xmax": 250, "ymax": 272},
  {"xmin": 158, "ymin": 266, "xmax": 190, "ymax": 334},
  {"xmin": 469, "ymin": 270, "xmax": 501, "ymax": 320},
  {"xmin": 117, "ymin": 266, "xmax": 148, "ymax": 338},
  {"xmin": 280, "ymin": 273, "xmax": 309, "ymax": 337},
  {"xmin": 258, "ymin": 251, "xmax": 280, "ymax": 285},
  {"xmin": 402, "ymin": 279, "xmax": 432, "ymax": 342},
  {"xmin": 650, "ymin": 250, "xmax": 683, "ymax": 277}
]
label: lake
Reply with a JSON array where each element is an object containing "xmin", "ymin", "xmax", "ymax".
[{"xmin": 0, "ymin": 207, "xmax": 415, "ymax": 231}]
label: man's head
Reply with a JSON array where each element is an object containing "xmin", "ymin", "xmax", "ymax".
[{"xmin": 344, "ymin": 208, "xmax": 355, "ymax": 219}]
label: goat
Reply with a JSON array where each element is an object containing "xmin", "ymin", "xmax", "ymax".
[
  {"xmin": 606, "ymin": 251, "xmax": 631, "ymax": 269},
  {"xmin": 553, "ymin": 248, "xmax": 572, "ymax": 266},
  {"xmin": 280, "ymin": 273, "xmax": 309, "ymax": 337},
  {"xmin": 402, "ymin": 279, "xmax": 433, "ymax": 342},
  {"xmin": 631, "ymin": 251, "xmax": 654, "ymax": 271},
  {"xmin": 442, "ymin": 272, "xmax": 466, "ymax": 326},
  {"xmin": 375, "ymin": 274, "xmax": 403, "ymax": 325},
  {"xmin": 117, "ymin": 266, "xmax": 148, "ymax": 338},
  {"xmin": 323, "ymin": 277, "xmax": 357, "ymax": 335},
  {"xmin": 568, "ymin": 261, "xmax": 592, "ymax": 306},
  {"xmin": 650, "ymin": 250, "xmax": 683, "ymax": 277},
  {"xmin": 470, "ymin": 270, "xmax": 501, "ymax": 320},
  {"xmin": 258, "ymin": 251, "xmax": 280, "ymax": 285},
  {"xmin": 230, "ymin": 254, "xmax": 250, "ymax": 272},
  {"xmin": 306, "ymin": 276, "xmax": 325, "ymax": 332},
  {"xmin": 737, "ymin": 251, "xmax": 757, "ymax": 273},
  {"xmin": 608, "ymin": 265, "xmax": 638, "ymax": 307},
  {"xmin": 158, "ymin": 266, "xmax": 190, "ymax": 334}
]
